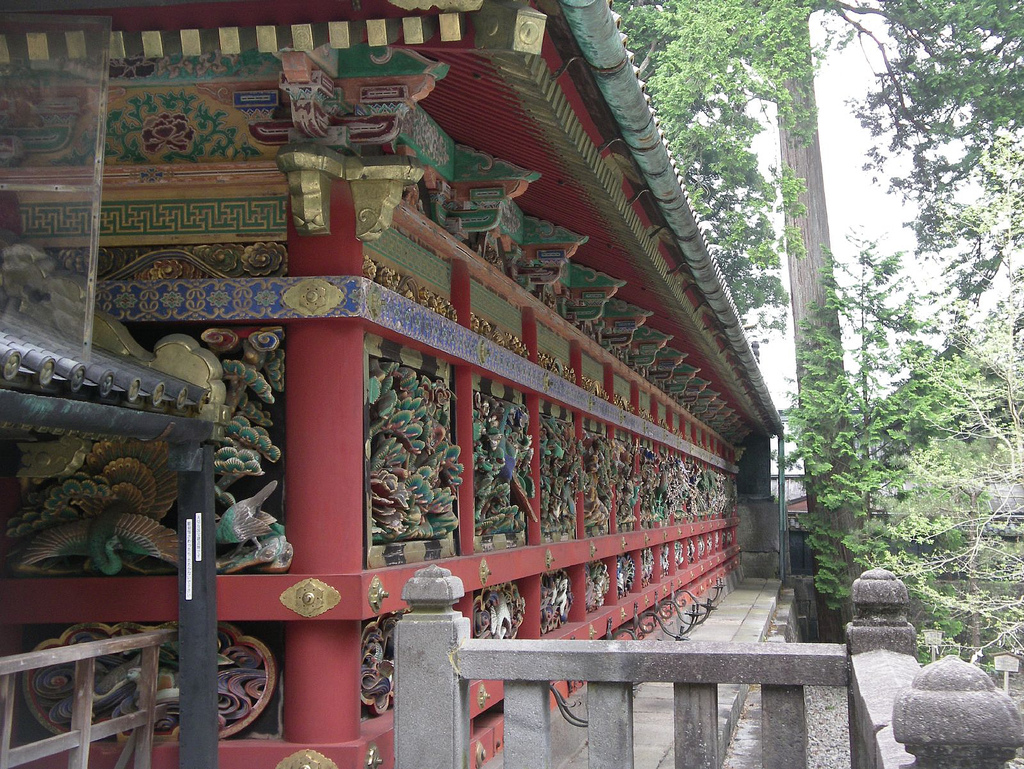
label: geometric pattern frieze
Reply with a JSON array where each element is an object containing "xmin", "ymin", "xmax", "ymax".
[
  {"xmin": 96, "ymin": 276, "xmax": 734, "ymax": 472},
  {"xmin": 21, "ymin": 198, "xmax": 287, "ymax": 241}
]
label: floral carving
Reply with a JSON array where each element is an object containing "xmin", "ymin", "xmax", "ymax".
[
  {"xmin": 617, "ymin": 554, "xmax": 635, "ymax": 598},
  {"xmin": 361, "ymin": 613, "xmax": 401, "ymax": 716},
  {"xmin": 612, "ymin": 436, "xmax": 638, "ymax": 533},
  {"xmin": 24, "ymin": 621, "xmax": 275, "ymax": 738},
  {"xmin": 539, "ymin": 413, "xmax": 582, "ymax": 542},
  {"xmin": 585, "ymin": 560, "xmax": 610, "ymax": 613},
  {"xmin": 473, "ymin": 391, "xmax": 534, "ymax": 538},
  {"xmin": 540, "ymin": 569, "xmax": 573, "ymax": 634},
  {"xmin": 581, "ymin": 431, "xmax": 613, "ymax": 537},
  {"xmin": 368, "ymin": 358, "xmax": 463, "ymax": 544},
  {"xmin": 640, "ymin": 548, "xmax": 654, "ymax": 588},
  {"xmin": 141, "ymin": 111, "xmax": 196, "ymax": 155},
  {"xmin": 474, "ymin": 582, "xmax": 526, "ymax": 639}
]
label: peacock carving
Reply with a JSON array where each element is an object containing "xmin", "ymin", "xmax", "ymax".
[{"xmin": 7, "ymin": 440, "xmax": 179, "ymax": 576}]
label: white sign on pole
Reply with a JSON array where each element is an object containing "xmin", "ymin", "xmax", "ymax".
[{"xmin": 994, "ymin": 654, "xmax": 1020, "ymax": 673}]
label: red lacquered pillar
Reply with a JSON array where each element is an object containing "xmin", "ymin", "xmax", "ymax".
[
  {"xmin": 522, "ymin": 310, "xmax": 542, "ymax": 547},
  {"xmin": 284, "ymin": 181, "xmax": 365, "ymax": 744},
  {"xmin": 451, "ymin": 260, "xmax": 476, "ymax": 558}
]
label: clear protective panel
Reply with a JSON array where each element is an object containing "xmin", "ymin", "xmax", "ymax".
[{"xmin": 0, "ymin": 14, "xmax": 110, "ymax": 360}]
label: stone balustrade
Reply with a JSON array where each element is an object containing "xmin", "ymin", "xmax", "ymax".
[{"xmin": 393, "ymin": 564, "xmax": 1024, "ymax": 769}]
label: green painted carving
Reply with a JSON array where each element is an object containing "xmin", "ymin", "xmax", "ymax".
[
  {"xmin": 106, "ymin": 89, "xmax": 263, "ymax": 163},
  {"xmin": 613, "ymin": 435, "xmax": 639, "ymax": 533},
  {"xmin": 585, "ymin": 560, "xmax": 610, "ymax": 613},
  {"xmin": 367, "ymin": 358, "xmax": 463, "ymax": 544},
  {"xmin": 522, "ymin": 216, "xmax": 588, "ymax": 248},
  {"xmin": 581, "ymin": 430, "xmax": 613, "ymax": 537},
  {"xmin": 6, "ymin": 439, "xmax": 180, "ymax": 576},
  {"xmin": 539, "ymin": 413, "xmax": 582, "ymax": 542},
  {"xmin": 336, "ymin": 45, "xmax": 450, "ymax": 81},
  {"xmin": 599, "ymin": 299, "xmax": 653, "ymax": 348},
  {"xmin": 637, "ymin": 444, "xmax": 667, "ymax": 528},
  {"xmin": 473, "ymin": 391, "xmax": 534, "ymax": 538},
  {"xmin": 200, "ymin": 327, "xmax": 291, "ymax": 574},
  {"xmin": 453, "ymin": 145, "xmax": 540, "ymax": 184},
  {"xmin": 397, "ymin": 106, "xmax": 455, "ymax": 178},
  {"xmin": 109, "ymin": 51, "xmax": 282, "ymax": 83}
]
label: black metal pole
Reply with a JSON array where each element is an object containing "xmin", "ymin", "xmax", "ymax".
[{"xmin": 174, "ymin": 443, "xmax": 219, "ymax": 769}]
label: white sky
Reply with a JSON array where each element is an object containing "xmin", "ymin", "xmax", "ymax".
[{"xmin": 752, "ymin": 16, "xmax": 919, "ymax": 411}]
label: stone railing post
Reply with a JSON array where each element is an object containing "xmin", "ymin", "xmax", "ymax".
[
  {"xmin": 847, "ymin": 569, "xmax": 920, "ymax": 769},
  {"xmin": 893, "ymin": 656, "xmax": 1024, "ymax": 769},
  {"xmin": 394, "ymin": 565, "xmax": 470, "ymax": 769},
  {"xmin": 847, "ymin": 568, "xmax": 916, "ymax": 657}
]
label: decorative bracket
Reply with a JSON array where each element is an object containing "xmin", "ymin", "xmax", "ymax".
[
  {"xmin": 277, "ymin": 144, "xmax": 352, "ymax": 235},
  {"xmin": 277, "ymin": 144, "xmax": 423, "ymax": 238},
  {"xmin": 349, "ymin": 156, "xmax": 425, "ymax": 241},
  {"xmin": 280, "ymin": 578, "xmax": 341, "ymax": 618},
  {"xmin": 479, "ymin": 558, "xmax": 491, "ymax": 586}
]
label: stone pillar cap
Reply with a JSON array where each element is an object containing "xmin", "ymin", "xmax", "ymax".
[
  {"xmin": 401, "ymin": 564, "xmax": 465, "ymax": 611},
  {"xmin": 894, "ymin": 656, "xmax": 1024, "ymax": 748},
  {"xmin": 852, "ymin": 569, "xmax": 909, "ymax": 615}
]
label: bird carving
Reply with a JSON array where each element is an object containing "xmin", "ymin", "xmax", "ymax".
[
  {"xmin": 215, "ymin": 480, "xmax": 279, "ymax": 552},
  {"xmin": 20, "ymin": 499, "xmax": 178, "ymax": 575}
]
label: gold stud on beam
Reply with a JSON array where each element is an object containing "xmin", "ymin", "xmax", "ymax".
[
  {"xmin": 26, "ymin": 32, "xmax": 48, "ymax": 61},
  {"xmin": 328, "ymin": 21, "xmax": 352, "ymax": 49},
  {"xmin": 256, "ymin": 25, "xmax": 279, "ymax": 53},
  {"xmin": 366, "ymin": 18, "xmax": 398, "ymax": 47},
  {"xmin": 180, "ymin": 29, "xmax": 202, "ymax": 57},
  {"xmin": 218, "ymin": 26, "xmax": 241, "ymax": 55},
  {"xmin": 402, "ymin": 16, "xmax": 436, "ymax": 45},
  {"xmin": 291, "ymin": 23, "xmax": 315, "ymax": 52},
  {"xmin": 109, "ymin": 31, "xmax": 126, "ymax": 59},
  {"xmin": 65, "ymin": 30, "xmax": 87, "ymax": 59},
  {"xmin": 439, "ymin": 12, "xmax": 463, "ymax": 41},
  {"xmin": 141, "ymin": 30, "xmax": 164, "ymax": 59}
]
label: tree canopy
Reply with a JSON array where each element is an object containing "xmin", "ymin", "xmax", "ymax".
[{"xmin": 614, "ymin": 0, "xmax": 1024, "ymax": 324}]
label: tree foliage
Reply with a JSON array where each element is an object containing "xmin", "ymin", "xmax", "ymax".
[
  {"xmin": 614, "ymin": 0, "xmax": 1024, "ymax": 321},
  {"xmin": 788, "ymin": 240, "xmax": 936, "ymax": 607},
  {"xmin": 863, "ymin": 273, "xmax": 1024, "ymax": 659}
]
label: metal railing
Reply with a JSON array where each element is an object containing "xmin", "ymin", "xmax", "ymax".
[
  {"xmin": 393, "ymin": 567, "xmax": 1024, "ymax": 769},
  {"xmin": 0, "ymin": 628, "xmax": 174, "ymax": 769}
]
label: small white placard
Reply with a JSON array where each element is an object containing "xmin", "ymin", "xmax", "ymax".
[
  {"xmin": 194, "ymin": 512, "xmax": 203, "ymax": 561},
  {"xmin": 184, "ymin": 519, "xmax": 194, "ymax": 601},
  {"xmin": 994, "ymin": 654, "xmax": 1019, "ymax": 673}
]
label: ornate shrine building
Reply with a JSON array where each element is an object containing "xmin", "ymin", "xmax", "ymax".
[{"xmin": 0, "ymin": 2, "xmax": 783, "ymax": 768}]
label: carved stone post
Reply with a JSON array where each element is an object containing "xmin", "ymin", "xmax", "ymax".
[
  {"xmin": 893, "ymin": 656, "xmax": 1024, "ymax": 769},
  {"xmin": 847, "ymin": 568, "xmax": 916, "ymax": 656},
  {"xmin": 846, "ymin": 569, "xmax": 919, "ymax": 769},
  {"xmin": 394, "ymin": 565, "xmax": 471, "ymax": 769}
]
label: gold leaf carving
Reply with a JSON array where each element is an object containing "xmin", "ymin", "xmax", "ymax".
[
  {"xmin": 279, "ymin": 578, "xmax": 341, "ymax": 618},
  {"xmin": 283, "ymin": 279, "xmax": 344, "ymax": 317}
]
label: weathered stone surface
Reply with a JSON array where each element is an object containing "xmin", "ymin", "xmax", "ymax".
[
  {"xmin": 851, "ymin": 569, "xmax": 910, "ymax": 620},
  {"xmin": 400, "ymin": 563, "xmax": 465, "ymax": 612},
  {"xmin": 847, "ymin": 570, "xmax": 916, "ymax": 656},
  {"xmin": 849, "ymin": 651, "xmax": 918, "ymax": 769},
  {"xmin": 893, "ymin": 656, "xmax": 1024, "ymax": 769}
]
